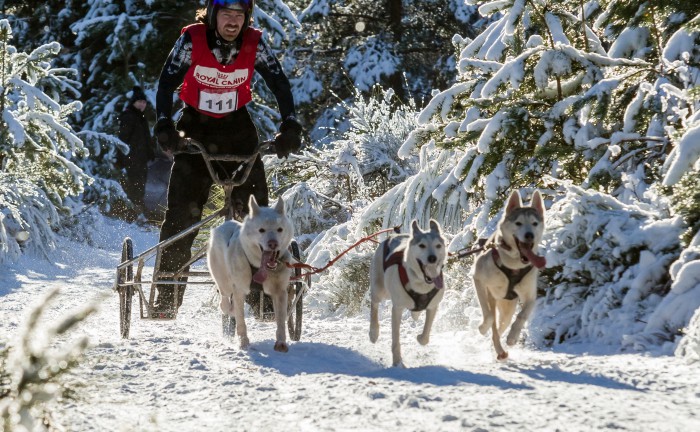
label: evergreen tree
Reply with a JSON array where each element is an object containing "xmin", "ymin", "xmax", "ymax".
[
  {"xmin": 266, "ymin": 86, "xmax": 418, "ymax": 235},
  {"xmin": 403, "ymin": 0, "xmax": 699, "ymax": 235},
  {"xmin": 1, "ymin": 0, "xmax": 85, "ymax": 54},
  {"xmin": 0, "ymin": 19, "xmax": 93, "ymax": 261},
  {"xmin": 289, "ymin": 0, "xmax": 482, "ymax": 141},
  {"xmin": 68, "ymin": 0, "xmax": 195, "ymax": 133}
]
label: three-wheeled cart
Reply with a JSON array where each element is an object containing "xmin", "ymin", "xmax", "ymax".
[{"xmin": 112, "ymin": 139, "xmax": 310, "ymax": 340}]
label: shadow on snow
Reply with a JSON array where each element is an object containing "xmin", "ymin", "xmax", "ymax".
[
  {"xmin": 510, "ymin": 364, "xmax": 643, "ymax": 391},
  {"xmin": 247, "ymin": 341, "xmax": 532, "ymax": 390}
]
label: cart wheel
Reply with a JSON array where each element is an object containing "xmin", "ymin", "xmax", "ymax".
[
  {"xmin": 287, "ymin": 240, "xmax": 304, "ymax": 341},
  {"xmin": 118, "ymin": 237, "xmax": 134, "ymax": 339}
]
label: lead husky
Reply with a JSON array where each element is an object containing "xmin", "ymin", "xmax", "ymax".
[
  {"xmin": 472, "ymin": 190, "xmax": 546, "ymax": 360},
  {"xmin": 369, "ymin": 220, "xmax": 447, "ymax": 367},
  {"xmin": 208, "ymin": 195, "xmax": 294, "ymax": 352}
]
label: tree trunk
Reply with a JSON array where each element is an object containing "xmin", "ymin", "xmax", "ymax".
[{"xmin": 387, "ymin": 0, "xmax": 405, "ymax": 100}]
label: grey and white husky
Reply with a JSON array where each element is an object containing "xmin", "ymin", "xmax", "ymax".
[
  {"xmin": 208, "ymin": 195, "xmax": 294, "ymax": 352},
  {"xmin": 369, "ymin": 220, "xmax": 447, "ymax": 367},
  {"xmin": 472, "ymin": 190, "xmax": 546, "ymax": 360}
]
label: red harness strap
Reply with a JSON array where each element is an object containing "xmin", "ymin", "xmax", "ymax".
[
  {"xmin": 383, "ymin": 242, "xmax": 410, "ymax": 287},
  {"xmin": 383, "ymin": 241, "xmax": 440, "ymax": 312}
]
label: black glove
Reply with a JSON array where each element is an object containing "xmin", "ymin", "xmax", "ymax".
[
  {"xmin": 154, "ymin": 118, "xmax": 181, "ymax": 152},
  {"xmin": 275, "ymin": 116, "xmax": 303, "ymax": 159}
]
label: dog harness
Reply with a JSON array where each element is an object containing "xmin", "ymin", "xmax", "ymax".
[
  {"xmin": 491, "ymin": 249, "xmax": 533, "ymax": 300},
  {"xmin": 383, "ymin": 241, "xmax": 441, "ymax": 312}
]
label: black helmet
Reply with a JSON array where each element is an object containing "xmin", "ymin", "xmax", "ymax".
[{"xmin": 205, "ymin": 0, "xmax": 254, "ymax": 30}]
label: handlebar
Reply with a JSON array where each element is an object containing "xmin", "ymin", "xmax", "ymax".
[
  {"xmin": 173, "ymin": 138, "xmax": 275, "ymax": 189},
  {"xmin": 175, "ymin": 138, "xmax": 274, "ymax": 159}
]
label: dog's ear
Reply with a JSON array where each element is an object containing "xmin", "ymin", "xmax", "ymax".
[
  {"xmin": 411, "ymin": 219, "xmax": 421, "ymax": 236},
  {"xmin": 429, "ymin": 219, "xmax": 442, "ymax": 235},
  {"xmin": 531, "ymin": 190, "xmax": 545, "ymax": 218},
  {"xmin": 248, "ymin": 194, "xmax": 260, "ymax": 217},
  {"xmin": 274, "ymin": 197, "xmax": 286, "ymax": 215},
  {"xmin": 505, "ymin": 190, "xmax": 522, "ymax": 215}
]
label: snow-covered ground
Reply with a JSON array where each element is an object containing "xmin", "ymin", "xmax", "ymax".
[{"xmin": 1, "ymin": 218, "xmax": 699, "ymax": 431}]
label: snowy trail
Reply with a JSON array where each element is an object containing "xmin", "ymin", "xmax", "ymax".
[{"xmin": 1, "ymin": 220, "xmax": 699, "ymax": 431}]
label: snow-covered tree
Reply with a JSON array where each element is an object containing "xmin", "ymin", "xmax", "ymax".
[
  {"xmin": 267, "ymin": 86, "xmax": 418, "ymax": 238},
  {"xmin": 0, "ymin": 19, "xmax": 89, "ymax": 261},
  {"xmin": 404, "ymin": 0, "xmax": 698, "ymax": 238},
  {"xmin": 1, "ymin": 0, "xmax": 85, "ymax": 53},
  {"xmin": 0, "ymin": 18, "xmax": 126, "ymax": 261},
  {"xmin": 289, "ymin": 0, "xmax": 482, "ymax": 141},
  {"xmin": 530, "ymin": 185, "xmax": 683, "ymax": 347},
  {"xmin": 333, "ymin": 1, "xmax": 700, "ymax": 351},
  {"xmin": 68, "ymin": 0, "xmax": 191, "ymax": 132}
]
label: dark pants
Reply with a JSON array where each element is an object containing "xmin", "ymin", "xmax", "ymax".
[
  {"xmin": 121, "ymin": 164, "xmax": 148, "ymax": 209},
  {"xmin": 156, "ymin": 106, "xmax": 269, "ymax": 307}
]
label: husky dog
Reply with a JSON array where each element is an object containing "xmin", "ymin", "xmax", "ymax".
[
  {"xmin": 208, "ymin": 195, "xmax": 294, "ymax": 352},
  {"xmin": 472, "ymin": 190, "xmax": 546, "ymax": 360},
  {"xmin": 369, "ymin": 220, "xmax": 447, "ymax": 367}
]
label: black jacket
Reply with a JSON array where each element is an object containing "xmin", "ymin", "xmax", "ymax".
[{"xmin": 118, "ymin": 105, "xmax": 154, "ymax": 170}]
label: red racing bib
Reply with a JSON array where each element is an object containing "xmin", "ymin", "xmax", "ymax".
[{"xmin": 179, "ymin": 24, "xmax": 261, "ymax": 118}]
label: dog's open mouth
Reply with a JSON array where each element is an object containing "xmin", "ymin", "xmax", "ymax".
[
  {"xmin": 252, "ymin": 250, "xmax": 280, "ymax": 284},
  {"xmin": 514, "ymin": 237, "xmax": 546, "ymax": 269},
  {"xmin": 418, "ymin": 259, "xmax": 444, "ymax": 289}
]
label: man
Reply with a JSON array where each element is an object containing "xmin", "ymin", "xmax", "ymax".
[
  {"xmin": 117, "ymin": 86, "xmax": 154, "ymax": 221},
  {"xmin": 153, "ymin": 0, "xmax": 302, "ymax": 312}
]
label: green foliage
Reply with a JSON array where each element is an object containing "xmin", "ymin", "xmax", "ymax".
[
  {"xmin": 668, "ymin": 168, "xmax": 700, "ymax": 245},
  {"xmin": 2, "ymin": 0, "xmax": 86, "ymax": 54},
  {"xmin": 400, "ymin": 0, "xmax": 699, "ymax": 245},
  {"xmin": 0, "ymin": 22, "xmax": 86, "ymax": 189},
  {"xmin": 290, "ymin": 0, "xmax": 481, "ymax": 136},
  {"xmin": 266, "ymin": 86, "xmax": 419, "ymax": 237},
  {"xmin": 69, "ymin": 1, "xmax": 197, "ymax": 132},
  {"xmin": 328, "ymin": 254, "xmax": 371, "ymax": 315}
]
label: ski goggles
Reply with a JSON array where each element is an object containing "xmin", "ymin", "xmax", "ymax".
[{"xmin": 213, "ymin": 0, "xmax": 252, "ymax": 9}]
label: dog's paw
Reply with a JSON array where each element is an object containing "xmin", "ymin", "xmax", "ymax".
[
  {"xmin": 478, "ymin": 321, "xmax": 491, "ymax": 335},
  {"xmin": 392, "ymin": 360, "xmax": 406, "ymax": 368},
  {"xmin": 274, "ymin": 341, "xmax": 289, "ymax": 353},
  {"xmin": 369, "ymin": 326, "xmax": 379, "ymax": 343},
  {"xmin": 496, "ymin": 351, "xmax": 509, "ymax": 361},
  {"xmin": 239, "ymin": 335, "xmax": 250, "ymax": 350},
  {"xmin": 417, "ymin": 333, "xmax": 429, "ymax": 346},
  {"xmin": 506, "ymin": 330, "xmax": 520, "ymax": 346}
]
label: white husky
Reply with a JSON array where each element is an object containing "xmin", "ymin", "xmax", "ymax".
[
  {"xmin": 208, "ymin": 195, "xmax": 294, "ymax": 352},
  {"xmin": 472, "ymin": 190, "xmax": 546, "ymax": 360},
  {"xmin": 369, "ymin": 220, "xmax": 447, "ymax": 367}
]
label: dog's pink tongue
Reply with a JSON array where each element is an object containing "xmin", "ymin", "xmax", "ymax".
[
  {"xmin": 252, "ymin": 251, "xmax": 276, "ymax": 284},
  {"xmin": 433, "ymin": 273, "xmax": 444, "ymax": 289},
  {"xmin": 522, "ymin": 246, "xmax": 547, "ymax": 269}
]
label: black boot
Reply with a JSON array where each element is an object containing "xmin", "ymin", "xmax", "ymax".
[
  {"xmin": 154, "ymin": 285, "xmax": 175, "ymax": 313},
  {"xmin": 175, "ymin": 284, "xmax": 186, "ymax": 308}
]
